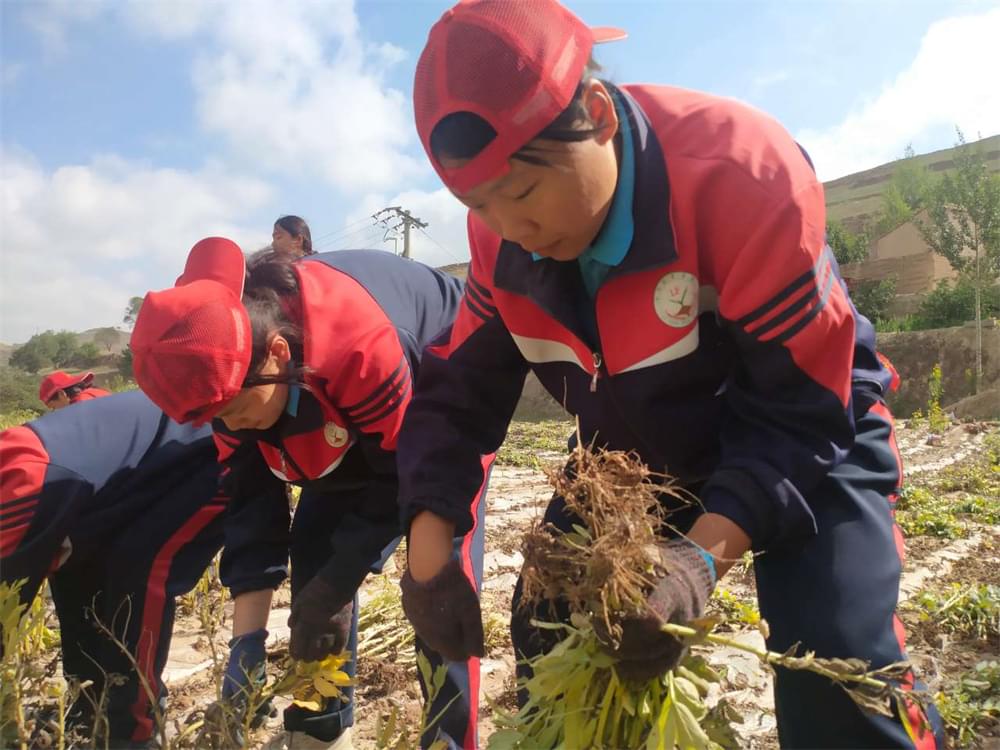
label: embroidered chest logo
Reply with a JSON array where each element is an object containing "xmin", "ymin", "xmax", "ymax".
[
  {"xmin": 653, "ymin": 272, "xmax": 699, "ymax": 328},
  {"xmin": 323, "ymin": 421, "xmax": 349, "ymax": 448}
]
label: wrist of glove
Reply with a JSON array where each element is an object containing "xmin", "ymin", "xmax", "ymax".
[
  {"xmin": 603, "ymin": 540, "xmax": 716, "ymax": 682},
  {"xmin": 212, "ymin": 629, "xmax": 271, "ymax": 747},
  {"xmin": 222, "ymin": 628, "xmax": 268, "ymax": 702},
  {"xmin": 400, "ymin": 559, "xmax": 484, "ymax": 662},
  {"xmin": 288, "ymin": 576, "xmax": 354, "ymax": 661}
]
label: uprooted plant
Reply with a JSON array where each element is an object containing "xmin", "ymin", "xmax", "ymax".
[{"xmin": 490, "ymin": 445, "xmax": 936, "ymax": 749}]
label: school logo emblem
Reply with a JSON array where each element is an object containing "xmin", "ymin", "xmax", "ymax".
[
  {"xmin": 324, "ymin": 421, "xmax": 349, "ymax": 448},
  {"xmin": 653, "ymin": 272, "xmax": 699, "ymax": 328}
]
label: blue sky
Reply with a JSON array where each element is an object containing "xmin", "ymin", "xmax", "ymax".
[{"xmin": 2, "ymin": 0, "xmax": 999, "ymax": 343}]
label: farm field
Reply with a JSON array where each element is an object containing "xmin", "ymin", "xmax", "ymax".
[{"xmin": 4, "ymin": 417, "xmax": 998, "ymax": 749}]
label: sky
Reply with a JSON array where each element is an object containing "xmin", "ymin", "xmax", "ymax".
[{"xmin": 2, "ymin": 0, "xmax": 999, "ymax": 344}]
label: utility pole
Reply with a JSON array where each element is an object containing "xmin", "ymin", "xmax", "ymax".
[{"xmin": 373, "ymin": 206, "xmax": 427, "ymax": 258}]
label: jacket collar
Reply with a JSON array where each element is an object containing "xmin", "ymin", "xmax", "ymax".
[{"xmin": 493, "ymin": 85, "xmax": 677, "ymax": 332}]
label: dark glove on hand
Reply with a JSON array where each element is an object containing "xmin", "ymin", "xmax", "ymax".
[
  {"xmin": 287, "ymin": 576, "xmax": 353, "ymax": 661},
  {"xmin": 400, "ymin": 559, "xmax": 484, "ymax": 662},
  {"xmin": 607, "ymin": 540, "xmax": 715, "ymax": 682}
]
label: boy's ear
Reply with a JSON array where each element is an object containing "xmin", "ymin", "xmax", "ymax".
[
  {"xmin": 268, "ymin": 334, "xmax": 292, "ymax": 365},
  {"xmin": 584, "ymin": 80, "xmax": 619, "ymax": 145}
]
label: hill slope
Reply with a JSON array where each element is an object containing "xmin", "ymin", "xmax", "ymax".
[{"xmin": 824, "ymin": 134, "xmax": 1000, "ymax": 234}]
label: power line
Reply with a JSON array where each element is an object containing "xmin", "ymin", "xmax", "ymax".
[
  {"xmin": 373, "ymin": 206, "xmax": 427, "ymax": 259},
  {"xmin": 310, "ymin": 215, "xmax": 379, "ymax": 245},
  {"xmin": 329, "ymin": 226, "xmax": 397, "ymax": 253},
  {"xmin": 417, "ymin": 226, "xmax": 467, "ymax": 266},
  {"xmin": 314, "ymin": 221, "xmax": 384, "ymax": 251}
]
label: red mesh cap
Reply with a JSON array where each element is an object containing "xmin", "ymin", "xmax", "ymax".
[
  {"xmin": 131, "ymin": 237, "xmax": 251, "ymax": 424},
  {"xmin": 414, "ymin": 0, "xmax": 625, "ymax": 194},
  {"xmin": 39, "ymin": 371, "xmax": 94, "ymax": 403}
]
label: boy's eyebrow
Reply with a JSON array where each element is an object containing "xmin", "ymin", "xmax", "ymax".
[{"xmin": 456, "ymin": 169, "xmax": 518, "ymax": 204}]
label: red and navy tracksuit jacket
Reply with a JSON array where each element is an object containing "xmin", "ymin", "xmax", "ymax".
[
  {"xmin": 398, "ymin": 85, "xmax": 942, "ymax": 748},
  {"xmin": 0, "ymin": 391, "xmax": 226, "ymax": 743},
  {"xmin": 399, "ymin": 83, "xmax": 893, "ymax": 549},
  {"xmin": 213, "ymin": 251, "xmax": 487, "ymax": 747},
  {"xmin": 214, "ymin": 250, "xmax": 465, "ymax": 601}
]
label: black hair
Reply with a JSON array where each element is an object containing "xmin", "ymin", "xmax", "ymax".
[
  {"xmin": 274, "ymin": 215, "xmax": 314, "ymax": 255},
  {"xmin": 241, "ymin": 249, "xmax": 309, "ymax": 387},
  {"xmin": 429, "ymin": 60, "xmax": 607, "ymax": 168},
  {"xmin": 62, "ymin": 384, "xmax": 87, "ymax": 399}
]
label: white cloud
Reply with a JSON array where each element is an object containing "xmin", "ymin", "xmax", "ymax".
[
  {"xmin": 21, "ymin": 0, "xmax": 109, "ymax": 58},
  {"xmin": 125, "ymin": 0, "xmax": 419, "ymax": 194},
  {"xmin": 0, "ymin": 148, "xmax": 272, "ymax": 342},
  {"xmin": 798, "ymin": 8, "xmax": 1000, "ymax": 180}
]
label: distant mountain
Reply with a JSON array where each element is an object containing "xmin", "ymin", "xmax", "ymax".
[
  {"xmin": 1, "ymin": 328, "xmax": 130, "ymax": 357},
  {"xmin": 824, "ymin": 134, "xmax": 1000, "ymax": 234},
  {"xmin": 76, "ymin": 327, "xmax": 131, "ymax": 354}
]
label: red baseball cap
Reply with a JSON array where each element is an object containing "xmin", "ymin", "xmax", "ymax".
[
  {"xmin": 39, "ymin": 371, "xmax": 94, "ymax": 403},
  {"xmin": 413, "ymin": 0, "xmax": 626, "ymax": 194},
  {"xmin": 130, "ymin": 237, "xmax": 251, "ymax": 425}
]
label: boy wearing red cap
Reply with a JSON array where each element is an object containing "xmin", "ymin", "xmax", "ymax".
[
  {"xmin": 39, "ymin": 371, "xmax": 111, "ymax": 410},
  {"xmin": 397, "ymin": 1, "xmax": 942, "ymax": 748},
  {"xmin": 1, "ymin": 391, "xmax": 225, "ymax": 748},
  {"xmin": 131, "ymin": 240, "xmax": 486, "ymax": 749}
]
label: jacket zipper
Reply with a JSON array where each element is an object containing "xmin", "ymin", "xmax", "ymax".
[{"xmin": 590, "ymin": 352, "xmax": 602, "ymax": 392}]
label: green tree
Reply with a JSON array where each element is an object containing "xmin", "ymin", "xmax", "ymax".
[
  {"xmin": 0, "ymin": 367, "xmax": 45, "ymax": 416},
  {"xmin": 9, "ymin": 331, "xmax": 59, "ymax": 373},
  {"xmin": 118, "ymin": 347, "xmax": 134, "ymax": 379},
  {"xmin": 123, "ymin": 296, "xmax": 144, "ymax": 329},
  {"xmin": 914, "ymin": 277, "xmax": 1000, "ymax": 329},
  {"xmin": 894, "ymin": 144, "xmax": 932, "ymax": 211},
  {"xmin": 51, "ymin": 331, "xmax": 80, "ymax": 368},
  {"xmin": 8, "ymin": 344, "xmax": 46, "ymax": 374},
  {"xmin": 827, "ymin": 220, "xmax": 868, "ymax": 265},
  {"xmin": 72, "ymin": 342, "xmax": 101, "ymax": 367},
  {"xmin": 918, "ymin": 129, "xmax": 1000, "ymax": 389},
  {"xmin": 850, "ymin": 277, "xmax": 897, "ymax": 324},
  {"xmin": 94, "ymin": 327, "xmax": 120, "ymax": 352},
  {"xmin": 874, "ymin": 144, "xmax": 933, "ymax": 237}
]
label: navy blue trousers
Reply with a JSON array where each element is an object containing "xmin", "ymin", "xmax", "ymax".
[
  {"xmin": 286, "ymin": 459, "xmax": 491, "ymax": 749},
  {"xmin": 6, "ymin": 462, "xmax": 226, "ymax": 746},
  {"xmin": 511, "ymin": 404, "xmax": 943, "ymax": 749}
]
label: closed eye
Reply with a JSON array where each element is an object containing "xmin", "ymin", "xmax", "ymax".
[{"xmin": 513, "ymin": 182, "xmax": 538, "ymax": 200}]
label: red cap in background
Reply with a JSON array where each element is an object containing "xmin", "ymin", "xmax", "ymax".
[{"xmin": 39, "ymin": 371, "xmax": 94, "ymax": 403}]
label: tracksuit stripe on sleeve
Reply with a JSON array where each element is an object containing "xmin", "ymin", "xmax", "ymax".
[
  {"xmin": 465, "ymin": 281, "xmax": 497, "ymax": 317},
  {"xmin": 463, "ymin": 295, "xmax": 495, "ymax": 323},
  {"xmin": 342, "ymin": 357, "xmax": 407, "ymax": 415},
  {"xmin": 466, "ymin": 274, "xmax": 494, "ymax": 304},
  {"xmin": 768, "ymin": 262, "xmax": 836, "ymax": 346},
  {"xmin": 352, "ymin": 380, "xmax": 412, "ymax": 429},
  {"xmin": 735, "ymin": 246, "xmax": 831, "ymax": 331},
  {"xmin": 344, "ymin": 361, "xmax": 410, "ymax": 422}
]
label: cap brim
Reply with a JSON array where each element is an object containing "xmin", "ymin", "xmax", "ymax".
[{"xmin": 592, "ymin": 26, "xmax": 628, "ymax": 44}]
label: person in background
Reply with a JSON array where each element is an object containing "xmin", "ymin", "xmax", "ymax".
[
  {"xmin": 39, "ymin": 371, "xmax": 111, "ymax": 410},
  {"xmin": 0, "ymin": 391, "xmax": 226, "ymax": 749},
  {"xmin": 272, "ymin": 215, "xmax": 314, "ymax": 258},
  {"xmin": 131, "ymin": 239, "xmax": 486, "ymax": 750},
  {"xmin": 395, "ymin": 1, "xmax": 943, "ymax": 748}
]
